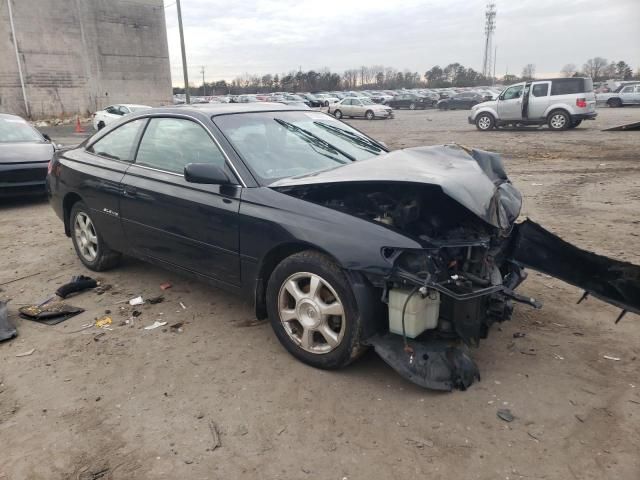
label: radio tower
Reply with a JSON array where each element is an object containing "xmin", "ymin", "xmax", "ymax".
[{"xmin": 482, "ymin": 3, "xmax": 496, "ymax": 78}]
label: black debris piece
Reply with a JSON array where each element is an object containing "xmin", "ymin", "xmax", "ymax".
[
  {"xmin": 147, "ymin": 295, "xmax": 165, "ymax": 304},
  {"xmin": 0, "ymin": 301, "xmax": 17, "ymax": 342},
  {"xmin": 19, "ymin": 302, "xmax": 85, "ymax": 325},
  {"xmin": 56, "ymin": 275, "xmax": 97, "ymax": 299}
]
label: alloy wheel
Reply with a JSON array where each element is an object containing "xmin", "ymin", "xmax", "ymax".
[
  {"xmin": 550, "ymin": 113, "xmax": 567, "ymax": 129},
  {"xmin": 74, "ymin": 212, "xmax": 98, "ymax": 262},
  {"xmin": 277, "ymin": 272, "xmax": 346, "ymax": 354},
  {"xmin": 478, "ymin": 115, "xmax": 492, "ymax": 130}
]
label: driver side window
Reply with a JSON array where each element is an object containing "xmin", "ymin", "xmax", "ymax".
[
  {"xmin": 503, "ymin": 85, "xmax": 523, "ymax": 100},
  {"xmin": 135, "ymin": 118, "xmax": 227, "ymax": 175}
]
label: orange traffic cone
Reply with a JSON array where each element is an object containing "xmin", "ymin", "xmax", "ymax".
[{"xmin": 74, "ymin": 116, "xmax": 85, "ymax": 133}]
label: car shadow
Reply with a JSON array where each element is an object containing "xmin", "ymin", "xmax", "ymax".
[{"xmin": 0, "ymin": 195, "xmax": 48, "ymax": 211}]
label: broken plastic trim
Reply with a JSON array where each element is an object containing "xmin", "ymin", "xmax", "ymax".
[
  {"xmin": 367, "ymin": 334, "xmax": 480, "ymax": 391},
  {"xmin": 511, "ymin": 219, "xmax": 640, "ymax": 316}
]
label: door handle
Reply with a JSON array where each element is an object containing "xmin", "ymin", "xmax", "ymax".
[{"xmin": 123, "ymin": 186, "xmax": 137, "ymax": 197}]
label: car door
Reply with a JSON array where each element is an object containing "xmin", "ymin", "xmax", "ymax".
[
  {"xmin": 352, "ymin": 99, "xmax": 364, "ymax": 117},
  {"xmin": 73, "ymin": 118, "xmax": 148, "ymax": 253},
  {"xmin": 634, "ymin": 85, "xmax": 640, "ymax": 105},
  {"xmin": 119, "ymin": 115, "xmax": 242, "ymax": 285},
  {"xmin": 527, "ymin": 82, "xmax": 550, "ymax": 119},
  {"xmin": 497, "ymin": 84, "xmax": 524, "ymax": 121},
  {"xmin": 619, "ymin": 85, "xmax": 635, "ymax": 105}
]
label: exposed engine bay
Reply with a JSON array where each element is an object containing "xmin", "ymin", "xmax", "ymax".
[{"xmin": 272, "ymin": 145, "xmax": 640, "ymax": 391}]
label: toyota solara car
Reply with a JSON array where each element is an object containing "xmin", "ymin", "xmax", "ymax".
[
  {"xmin": 1, "ymin": 113, "xmax": 55, "ymax": 197},
  {"xmin": 46, "ymin": 103, "xmax": 639, "ymax": 391}
]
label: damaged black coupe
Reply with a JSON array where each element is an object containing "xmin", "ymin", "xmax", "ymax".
[{"xmin": 46, "ymin": 104, "xmax": 640, "ymax": 391}]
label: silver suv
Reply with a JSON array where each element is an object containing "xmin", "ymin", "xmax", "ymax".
[{"xmin": 468, "ymin": 77, "xmax": 597, "ymax": 131}]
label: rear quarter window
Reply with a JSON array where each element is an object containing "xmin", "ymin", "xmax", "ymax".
[{"xmin": 550, "ymin": 78, "xmax": 591, "ymax": 96}]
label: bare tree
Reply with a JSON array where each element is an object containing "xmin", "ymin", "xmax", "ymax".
[
  {"xmin": 521, "ymin": 64, "xmax": 536, "ymax": 80},
  {"xmin": 561, "ymin": 64, "xmax": 577, "ymax": 77},
  {"xmin": 583, "ymin": 57, "xmax": 608, "ymax": 80}
]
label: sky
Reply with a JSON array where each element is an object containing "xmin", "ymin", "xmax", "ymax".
[{"xmin": 163, "ymin": 0, "xmax": 640, "ymax": 86}]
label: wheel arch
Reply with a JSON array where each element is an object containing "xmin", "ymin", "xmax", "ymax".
[
  {"xmin": 544, "ymin": 104, "xmax": 571, "ymax": 119},
  {"xmin": 254, "ymin": 241, "xmax": 341, "ymax": 319},
  {"xmin": 63, "ymin": 192, "xmax": 84, "ymax": 237}
]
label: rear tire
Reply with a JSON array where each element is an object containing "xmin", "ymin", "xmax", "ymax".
[
  {"xmin": 70, "ymin": 201, "xmax": 121, "ymax": 271},
  {"xmin": 409, "ymin": 103, "xmax": 416, "ymax": 110},
  {"xmin": 547, "ymin": 110, "xmax": 570, "ymax": 130},
  {"xmin": 266, "ymin": 251, "xmax": 365, "ymax": 370},
  {"xmin": 333, "ymin": 109, "xmax": 343, "ymax": 119}
]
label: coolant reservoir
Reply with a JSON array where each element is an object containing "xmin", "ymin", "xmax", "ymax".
[{"xmin": 388, "ymin": 288, "xmax": 440, "ymax": 338}]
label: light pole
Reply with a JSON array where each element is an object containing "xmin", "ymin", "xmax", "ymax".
[{"xmin": 176, "ymin": 0, "xmax": 190, "ymax": 104}]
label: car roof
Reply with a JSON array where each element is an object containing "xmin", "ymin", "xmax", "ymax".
[
  {"xmin": 0, "ymin": 113, "xmax": 26, "ymax": 120},
  {"xmin": 142, "ymin": 102, "xmax": 308, "ymax": 117}
]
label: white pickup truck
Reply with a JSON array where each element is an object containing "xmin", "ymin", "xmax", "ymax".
[{"xmin": 596, "ymin": 83, "xmax": 640, "ymax": 107}]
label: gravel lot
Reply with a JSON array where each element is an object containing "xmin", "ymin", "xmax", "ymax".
[{"xmin": 1, "ymin": 107, "xmax": 639, "ymax": 480}]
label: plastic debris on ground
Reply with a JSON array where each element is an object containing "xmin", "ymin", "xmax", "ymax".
[
  {"xmin": 603, "ymin": 355, "xmax": 621, "ymax": 361},
  {"xmin": 15, "ymin": 348, "xmax": 35, "ymax": 357},
  {"xmin": 55, "ymin": 275, "xmax": 97, "ymax": 299},
  {"xmin": 0, "ymin": 301, "xmax": 17, "ymax": 342},
  {"xmin": 160, "ymin": 282, "xmax": 172, "ymax": 290},
  {"xmin": 129, "ymin": 296, "xmax": 144, "ymax": 306},
  {"xmin": 95, "ymin": 316, "xmax": 112, "ymax": 328},
  {"xmin": 19, "ymin": 302, "xmax": 84, "ymax": 325},
  {"xmin": 179, "ymin": 302, "xmax": 186, "ymax": 310},
  {"xmin": 497, "ymin": 408, "xmax": 515, "ymax": 422},
  {"xmin": 144, "ymin": 321, "xmax": 167, "ymax": 330}
]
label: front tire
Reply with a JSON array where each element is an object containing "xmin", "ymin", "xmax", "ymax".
[
  {"xmin": 333, "ymin": 109, "xmax": 343, "ymax": 119},
  {"xmin": 475, "ymin": 112, "xmax": 495, "ymax": 131},
  {"xmin": 266, "ymin": 251, "xmax": 364, "ymax": 370},
  {"xmin": 70, "ymin": 201, "xmax": 121, "ymax": 271},
  {"xmin": 365, "ymin": 110, "xmax": 375, "ymax": 120},
  {"xmin": 607, "ymin": 98, "xmax": 623, "ymax": 108},
  {"xmin": 409, "ymin": 103, "xmax": 416, "ymax": 110},
  {"xmin": 548, "ymin": 110, "xmax": 570, "ymax": 130}
]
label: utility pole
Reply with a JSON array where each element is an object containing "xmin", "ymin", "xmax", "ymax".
[
  {"xmin": 176, "ymin": 0, "xmax": 190, "ymax": 104},
  {"xmin": 493, "ymin": 46, "xmax": 497, "ymax": 85},
  {"xmin": 201, "ymin": 66, "xmax": 205, "ymax": 96},
  {"xmin": 7, "ymin": 0, "xmax": 30, "ymax": 118},
  {"xmin": 482, "ymin": 2, "xmax": 496, "ymax": 79}
]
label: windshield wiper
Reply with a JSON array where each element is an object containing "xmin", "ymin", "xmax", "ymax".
[
  {"xmin": 274, "ymin": 118, "xmax": 355, "ymax": 162},
  {"xmin": 313, "ymin": 121, "xmax": 387, "ymax": 154}
]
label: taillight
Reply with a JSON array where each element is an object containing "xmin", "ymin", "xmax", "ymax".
[{"xmin": 576, "ymin": 98, "xmax": 587, "ymax": 108}]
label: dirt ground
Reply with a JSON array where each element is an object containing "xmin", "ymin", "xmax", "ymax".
[{"xmin": 1, "ymin": 107, "xmax": 639, "ymax": 480}]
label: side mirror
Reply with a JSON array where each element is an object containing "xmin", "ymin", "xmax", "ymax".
[
  {"xmin": 498, "ymin": 94, "xmax": 505, "ymax": 101},
  {"xmin": 184, "ymin": 163, "xmax": 231, "ymax": 185},
  {"xmin": 42, "ymin": 133, "xmax": 52, "ymax": 142}
]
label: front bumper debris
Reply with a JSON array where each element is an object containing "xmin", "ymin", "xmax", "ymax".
[{"xmin": 367, "ymin": 334, "xmax": 480, "ymax": 391}]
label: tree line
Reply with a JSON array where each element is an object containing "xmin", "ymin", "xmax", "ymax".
[{"xmin": 174, "ymin": 58, "xmax": 639, "ymax": 96}]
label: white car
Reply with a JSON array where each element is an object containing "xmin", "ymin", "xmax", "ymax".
[
  {"xmin": 92, "ymin": 104, "xmax": 151, "ymax": 130},
  {"xmin": 328, "ymin": 97, "xmax": 394, "ymax": 120}
]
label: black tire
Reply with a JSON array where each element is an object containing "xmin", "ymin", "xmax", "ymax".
[
  {"xmin": 97, "ymin": 121, "xmax": 105, "ymax": 130},
  {"xmin": 324, "ymin": 101, "xmax": 329, "ymax": 107},
  {"xmin": 365, "ymin": 110, "xmax": 375, "ymax": 120},
  {"xmin": 439, "ymin": 103, "xmax": 448, "ymax": 110},
  {"xmin": 409, "ymin": 103, "xmax": 416, "ymax": 110},
  {"xmin": 475, "ymin": 112, "xmax": 495, "ymax": 131},
  {"xmin": 70, "ymin": 201, "xmax": 121, "ymax": 271},
  {"xmin": 266, "ymin": 250, "xmax": 365, "ymax": 370},
  {"xmin": 607, "ymin": 98, "xmax": 623, "ymax": 108},
  {"xmin": 547, "ymin": 110, "xmax": 570, "ymax": 130},
  {"xmin": 568, "ymin": 119, "xmax": 582, "ymax": 129},
  {"xmin": 333, "ymin": 109, "xmax": 343, "ymax": 119}
]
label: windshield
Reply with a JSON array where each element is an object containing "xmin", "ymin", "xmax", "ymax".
[
  {"xmin": 0, "ymin": 117, "xmax": 43, "ymax": 143},
  {"xmin": 128, "ymin": 106, "xmax": 149, "ymax": 112},
  {"xmin": 214, "ymin": 111, "xmax": 386, "ymax": 184}
]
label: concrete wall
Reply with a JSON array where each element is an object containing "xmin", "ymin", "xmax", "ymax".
[{"xmin": 0, "ymin": 0, "xmax": 172, "ymax": 119}]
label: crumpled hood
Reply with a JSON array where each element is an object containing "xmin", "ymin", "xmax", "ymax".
[
  {"xmin": 270, "ymin": 144, "xmax": 522, "ymax": 229},
  {"xmin": 0, "ymin": 142, "xmax": 54, "ymax": 164}
]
